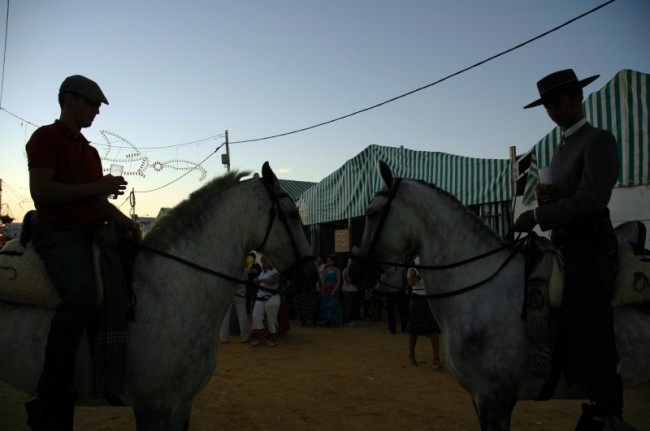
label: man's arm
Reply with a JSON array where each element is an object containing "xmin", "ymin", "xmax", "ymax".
[{"xmin": 29, "ymin": 167, "xmax": 125, "ymax": 204}]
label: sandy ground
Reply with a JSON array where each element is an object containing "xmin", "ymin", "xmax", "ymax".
[{"xmin": 1, "ymin": 318, "xmax": 649, "ymax": 431}]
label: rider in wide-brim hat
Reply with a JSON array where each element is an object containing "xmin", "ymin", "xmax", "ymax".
[{"xmin": 523, "ymin": 69, "xmax": 599, "ymax": 109}]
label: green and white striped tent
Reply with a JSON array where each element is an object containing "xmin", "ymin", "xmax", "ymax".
[
  {"xmin": 278, "ymin": 179, "xmax": 316, "ymax": 202},
  {"xmin": 523, "ymin": 69, "xmax": 650, "ymax": 204},
  {"xmin": 297, "ymin": 70, "xmax": 649, "ymax": 229},
  {"xmin": 297, "ymin": 144, "xmax": 511, "ymax": 226}
]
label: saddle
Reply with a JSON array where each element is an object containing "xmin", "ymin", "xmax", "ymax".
[
  {"xmin": 0, "ymin": 213, "xmax": 136, "ymax": 398},
  {"xmin": 0, "ymin": 238, "xmax": 104, "ymax": 308},
  {"xmin": 0, "ymin": 211, "xmax": 136, "ymax": 309},
  {"xmin": 528, "ymin": 221, "xmax": 650, "ymax": 312},
  {"xmin": 525, "ymin": 221, "xmax": 650, "ymax": 379}
]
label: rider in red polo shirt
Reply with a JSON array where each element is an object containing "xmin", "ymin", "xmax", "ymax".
[{"xmin": 24, "ymin": 75, "xmax": 140, "ymax": 431}]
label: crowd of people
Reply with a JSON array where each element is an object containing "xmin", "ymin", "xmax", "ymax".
[{"xmin": 219, "ymin": 252, "xmax": 444, "ymax": 371}]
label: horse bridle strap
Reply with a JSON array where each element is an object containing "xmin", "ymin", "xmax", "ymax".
[
  {"xmin": 256, "ymin": 179, "xmax": 300, "ymax": 255},
  {"xmin": 138, "ymin": 245, "xmax": 247, "ymax": 286},
  {"xmin": 255, "ymin": 178, "xmax": 314, "ymax": 279},
  {"xmin": 138, "ymin": 245, "xmax": 302, "ymax": 301},
  {"xmin": 137, "ymin": 178, "xmax": 311, "ymax": 288},
  {"xmin": 365, "ymin": 178, "xmax": 403, "ymax": 258},
  {"xmin": 371, "ymin": 236, "xmax": 528, "ymax": 270},
  {"xmin": 417, "ymin": 240, "xmax": 525, "ymax": 299},
  {"xmin": 352, "ymin": 175, "xmax": 530, "ymax": 300}
]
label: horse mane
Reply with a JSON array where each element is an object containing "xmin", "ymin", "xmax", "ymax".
[
  {"xmin": 413, "ymin": 179, "xmax": 506, "ymax": 245},
  {"xmin": 145, "ymin": 170, "xmax": 252, "ymax": 246}
]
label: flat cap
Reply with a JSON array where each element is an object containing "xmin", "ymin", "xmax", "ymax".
[{"xmin": 59, "ymin": 75, "xmax": 109, "ymax": 105}]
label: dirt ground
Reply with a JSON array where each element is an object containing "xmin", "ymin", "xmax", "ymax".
[{"xmin": 1, "ymin": 318, "xmax": 649, "ymax": 431}]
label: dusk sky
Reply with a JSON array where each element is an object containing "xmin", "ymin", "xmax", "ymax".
[{"xmin": 1, "ymin": 0, "xmax": 648, "ymax": 221}]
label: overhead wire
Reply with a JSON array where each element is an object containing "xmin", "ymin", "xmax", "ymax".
[
  {"xmin": 0, "ymin": 1, "xmax": 615, "ymax": 151},
  {"xmin": 229, "ymin": 0, "xmax": 616, "ymax": 145},
  {"xmin": 0, "ymin": 0, "xmax": 616, "ymax": 198}
]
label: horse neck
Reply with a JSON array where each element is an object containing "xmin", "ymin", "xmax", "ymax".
[
  {"xmin": 411, "ymin": 184, "xmax": 525, "ymax": 304},
  {"xmin": 147, "ymin": 187, "xmax": 254, "ymax": 268},
  {"xmin": 136, "ymin": 187, "xmax": 256, "ymax": 312},
  {"xmin": 414, "ymin": 186, "xmax": 505, "ymax": 263}
]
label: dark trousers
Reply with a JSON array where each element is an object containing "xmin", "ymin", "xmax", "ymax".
[
  {"xmin": 32, "ymin": 225, "xmax": 97, "ymax": 395},
  {"xmin": 341, "ymin": 291, "xmax": 358, "ymax": 324},
  {"xmin": 386, "ymin": 291, "xmax": 408, "ymax": 332},
  {"xmin": 556, "ymin": 243, "xmax": 622, "ymax": 415}
]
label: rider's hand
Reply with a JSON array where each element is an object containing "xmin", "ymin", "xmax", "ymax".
[
  {"xmin": 535, "ymin": 184, "xmax": 558, "ymax": 205},
  {"xmin": 124, "ymin": 221, "xmax": 142, "ymax": 243},
  {"xmin": 513, "ymin": 210, "xmax": 537, "ymax": 232}
]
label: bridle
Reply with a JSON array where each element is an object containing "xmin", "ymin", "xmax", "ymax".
[
  {"xmin": 351, "ymin": 178, "xmax": 528, "ymax": 299},
  {"xmin": 255, "ymin": 178, "xmax": 313, "ymax": 277},
  {"xmin": 140, "ymin": 177, "xmax": 312, "ymax": 285}
]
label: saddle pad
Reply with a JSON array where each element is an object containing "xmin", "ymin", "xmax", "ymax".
[
  {"xmin": 530, "ymin": 237, "xmax": 564, "ymax": 309},
  {"xmin": 532, "ymin": 238, "xmax": 649, "ymax": 309},
  {"xmin": 0, "ymin": 239, "xmax": 103, "ymax": 308},
  {"xmin": 612, "ymin": 246, "xmax": 650, "ymax": 308}
]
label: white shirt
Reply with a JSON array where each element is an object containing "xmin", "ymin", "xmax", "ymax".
[{"xmin": 256, "ymin": 267, "xmax": 280, "ymax": 298}]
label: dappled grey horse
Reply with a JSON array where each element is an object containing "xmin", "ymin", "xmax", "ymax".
[
  {"xmin": 0, "ymin": 162, "xmax": 317, "ymax": 430},
  {"xmin": 349, "ymin": 161, "xmax": 650, "ymax": 430}
]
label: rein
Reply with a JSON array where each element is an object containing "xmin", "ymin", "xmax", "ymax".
[
  {"xmin": 370, "ymin": 236, "xmax": 528, "ymax": 271},
  {"xmin": 138, "ymin": 176, "xmax": 311, "ymax": 289},
  {"xmin": 352, "ymin": 177, "xmax": 530, "ymax": 300},
  {"xmin": 358, "ymin": 238, "xmax": 528, "ymax": 300},
  {"xmin": 416, "ymin": 238, "xmax": 527, "ymax": 299},
  {"xmin": 138, "ymin": 244, "xmax": 246, "ymax": 285},
  {"xmin": 138, "ymin": 245, "xmax": 295, "ymax": 301}
]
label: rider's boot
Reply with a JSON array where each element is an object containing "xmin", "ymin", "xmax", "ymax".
[{"xmin": 25, "ymin": 321, "xmax": 83, "ymax": 431}]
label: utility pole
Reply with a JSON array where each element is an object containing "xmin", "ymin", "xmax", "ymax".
[
  {"xmin": 222, "ymin": 130, "xmax": 231, "ymax": 172},
  {"xmin": 509, "ymin": 146, "xmax": 518, "ymax": 241}
]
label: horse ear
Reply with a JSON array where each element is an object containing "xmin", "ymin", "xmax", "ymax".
[
  {"xmin": 261, "ymin": 162, "xmax": 278, "ymax": 186},
  {"xmin": 378, "ymin": 160, "xmax": 394, "ymax": 188}
]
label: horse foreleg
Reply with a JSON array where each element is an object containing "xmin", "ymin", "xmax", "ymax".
[
  {"xmin": 472, "ymin": 392, "xmax": 517, "ymax": 431},
  {"xmin": 133, "ymin": 400, "xmax": 192, "ymax": 431}
]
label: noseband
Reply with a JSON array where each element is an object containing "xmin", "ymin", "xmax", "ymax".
[
  {"xmin": 351, "ymin": 178, "xmax": 403, "ymax": 267},
  {"xmin": 255, "ymin": 179, "xmax": 313, "ymax": 278}
]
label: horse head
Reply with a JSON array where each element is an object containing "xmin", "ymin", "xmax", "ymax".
[
  {"xmin": 256, "ymin": 162, "xmax": 319, "ymax": 290},
  {"xmin": 349, "ymin": 160, "xmax": 412, "ymax": 289}
]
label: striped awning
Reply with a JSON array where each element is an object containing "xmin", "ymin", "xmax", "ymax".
[
  {"xmin": 523, "ymin": 69, "xmax": 650, "ymax": 204},
  {"xmin": 278, "ymin": 179, "xmax": 316, "ymax": 202},
  {"xmin": 297, "ymin": 145, "xmax": 512, "ymax": 225}
]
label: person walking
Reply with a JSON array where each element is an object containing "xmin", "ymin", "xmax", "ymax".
[
  {"xmin": 514, "ymin": 69, "xmax": 627, "ymax": 429},
  {"xmin": 405, "ymin": 265, "xmax": 443, "ymax": 370}
]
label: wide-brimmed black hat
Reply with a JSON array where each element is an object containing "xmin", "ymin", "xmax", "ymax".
[
  {"xmin": 523, "ymin": 69, "xmax": 598, "ymax": 109},
  {"xmin": 59, "ymin": 75, "xmax": 109, "ymax": 105}
]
